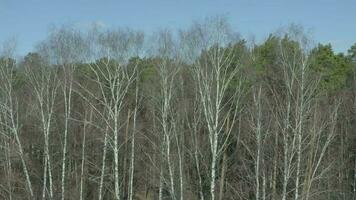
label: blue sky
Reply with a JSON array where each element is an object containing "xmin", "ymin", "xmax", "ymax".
[{"xmin": 0, "ymin": 0, "xmax": 355, "ymax": 55}]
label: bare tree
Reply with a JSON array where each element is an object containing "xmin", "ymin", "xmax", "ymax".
[
  {"xmin": 269, "ymin": 26, "xmax": 340, "ymax": 200},
  {"xmin": 24, "ymin": 55, "xmax": 59, "ymax": 199},
  {"xmin": 250, "ymin": 86, "xmax": 263, "ymax": 200},
  {"xmin": 181, "ymin": 16, "xmax": 243, "ymax": 200},
  {"xmin": 38, "ymin": 26, "xmax": 89, "ymax": 200},
  {"xmin": 186, "ymin": 96, "xmax": 205, "ymax": 200},
  {"xmin": 152, "ymin": 29, "xmax": 181, "ymax": 200},
  {"xmin": 79, "ymin": 107, "xmax": 93, "ymax": 200},
  {"xmin": 128, "ymin": 79, "xmax": 139, "ymax": 200},
  {"xmin": 0, "ymin": 44, "xmax": 34, "ymax": 198},
  {"xmin": 77, "ymin": 28, "xmax": 143, "ymax": 200},
  {"xmin": 0, "ymin": 115, "xmax": 13, "ymax": 200}
]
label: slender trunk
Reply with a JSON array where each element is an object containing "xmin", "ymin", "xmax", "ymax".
[
  {"xmin": 128, "ymin": 108, "xmax": 137, "ymax": 200},
  {"xmin": 114, "ymin": 105, "xmax": 121, "ymax": 200},
  {"xmin": 61, "ymin": 115, "xmax": 69, "ymax": 200},
  {"xmin": 174, "ymin": 121, "xmax": 184, "ymax": 200},
  {"xmin": 158, "ymin": 164, "xmax": 164, "ymax": 200},
  {"xmin": 128, "ymin": 85, "xmax": 138, "ymax": 200},
  {"xmin": 294, "ymin": 126, "xmax": 302, "ymax": 200},
  {"xmin": 178, "ymin": 151, "xmax": 183, "ymax": 200},
  {"xmin": 61, "ymin": 77, "xmax": 72, "ymax": 200},
  {"xmin": 294, "ymin": 65, "xmax": 305, "ymax": 200},
  {"xmin": 123, "ymin": 109, "xmax": 131, "ymax": 198},
  {"xmin": 155, "ymin": 107, "xmax": 163, "ymax": 200},
  {"xmin": 179, "ymin": 136, "xmax": 184, "ymax": 200},
  {"xmin": 195, "ymin": 149, "xmax": 204, "ymax": 200},
  {"xmin": 255, "ymin": 136, "xmax": 261, "ymax": 200},
  {"xmin": 41, "ymin": 108, "xmax": 53, "ymax": 199},
  {"xmin": 272, "ymin": 131, "xmax": 278, "ymax": 199},
  {"xmin": 5, "ymin": 140, "xmax": 13, "ymax": 200},
  {"xmin": 282, "ymin": 99, "xmax": 291, "ymax": 200},
  {"xmin": 47, "ymin": 149, "xmax": 53, "ymax": 198},
  {"xmin": 80, "ymin": 110, "xmax": 89, "ymax": 200},
  {"xmin": 254, "ymin": 87, "xmax": 262, "ymax": 200},
  {"xmin": 98, "ymin": 126, "xmax": 109, "ymax": 200},
  {"xmin": 218, "ymin": 117, "xmax": 230, "ymax": 200},
  {"xmin": 303, "ymin": 115, "xmax": 316, "ymax": 200},
  {"xmin": 42, "ymin": 153, "xmax": 48, "ymax": 200},
  {"xmin": 166, "ymin": 134, "xmax": 176, "ymax": 200},
  {"xmin": 218, "ymin": 152, "xmax": 227, "ymax": 200},
  {"xmin": 210, "ymin": 136, "xmax": 218, "ymax": 200},
  {"xmin": 161, "ymin": 73, "xmax": 176, "ymax": 200},
  {"xmin": 192, "ymin": 122, "xmax": 204, "ymax": 200}
]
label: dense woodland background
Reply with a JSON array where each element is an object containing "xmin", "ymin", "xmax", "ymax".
[{"xmin": 0, "ymin": 17, "xmax": 355, "ymax": 200}]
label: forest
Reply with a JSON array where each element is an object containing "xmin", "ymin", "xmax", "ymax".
[{"xmin": 0, "ymin": 17, "xmax": 355, "ymax": 200}]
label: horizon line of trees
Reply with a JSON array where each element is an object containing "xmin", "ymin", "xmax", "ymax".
[{"xmin": 0, "ymin": 17, "xmax": 355, "ymax": 200}]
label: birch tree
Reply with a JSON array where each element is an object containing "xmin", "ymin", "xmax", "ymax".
[
  {"xmin": 38, "ymin": 26, "xmax": 89, "ymax": 199},
  {"xmin": 271, "ymin": 26, "xmax": 339, "ymax": 200},
  {"xmin": 186, "ymin": 99, "xmax": 205, "ymax": 200},
  {"xmin": 153, "ymin": 29, "xmax": 181, "ymax": 200},
  {"xmin": 181, "ymin": 16, "xmax": 243, "ymax": 200},
  {"xmin": 250, "ymin": 86, "xmax": 264, "ymax": 200},
  {"xmin": 24, "ymin": 53, "xmax": 59, "ymax": 199},
  {"xmin": 128, "ymin": 78, "xmax": 139, "ymax": 200},
  {"xmin": 79, "ymin": 28, "xmax": 143, "ymax": 200},
  {"xmin": 0, "ymin": 45, "xmax": 34, "ymax": 198}
]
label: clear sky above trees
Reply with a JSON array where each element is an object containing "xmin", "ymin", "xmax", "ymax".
[{"xmin": 0, "ymin": 0, "xmax": 355, "ymax": 55}]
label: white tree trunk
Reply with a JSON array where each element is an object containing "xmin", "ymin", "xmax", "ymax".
[
  {"xmin": 61, "ymin": 72, "xmax": 73, "ymax": 200},
  {"xmin": 128, "ymin": 85, "xmax": 139, "ymax": 200},
  {"xmin": 98, "ymin": 126, "xmax": 109, "ymax": 200}
]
